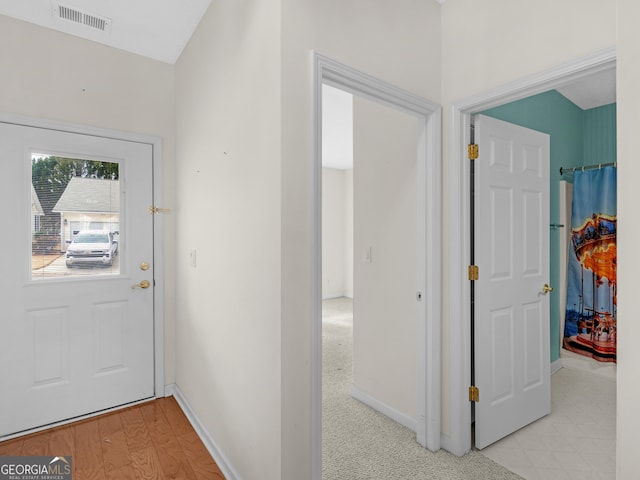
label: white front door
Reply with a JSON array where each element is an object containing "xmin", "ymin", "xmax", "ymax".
[
  {"xmin": 0, "ymin": 122, "xmax": 155, "ymax": 436},
  {"xmin": 474, "ymin": 114, "xmax": 551, "ymax": 449}
]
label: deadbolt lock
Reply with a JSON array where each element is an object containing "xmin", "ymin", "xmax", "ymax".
[{"xmin": 140, "ymin": 262, "xmax": 150, "ymax": 271}]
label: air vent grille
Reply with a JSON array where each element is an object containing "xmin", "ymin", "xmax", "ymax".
[
  {"xmin": 83, "ymin": 13, "xmax": 108, "ymax": 31},
  {"xmin": 58, "ymin": 5, "xmax": 82, "ymax": 23},
  {"xmin": 54, "ymin": 2, "xmax": 111, "ymax": 32}
]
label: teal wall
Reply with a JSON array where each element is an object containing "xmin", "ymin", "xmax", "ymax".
[
  {"xmin": 482, "ymin": 91, "xmax": 616, "ymax": 363},
  {"xmin": 584, "ymin": 103, "xmax": 617, "ymax": 166}
]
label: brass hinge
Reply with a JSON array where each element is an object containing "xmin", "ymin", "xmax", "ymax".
[
  {"xmin": 148, "ymin": 206, "xmax": 171, "ymax": 215},
  {"xmin": 469, "ymin": 386, "xmax": 479, "ymax": 402},
  {"xmin": 468, "ymin": 144, "xmax": 479, "ymax": 160},
  {"xmin": 468, "ymin": 265, "xmax": 479, "ymax": 281}
]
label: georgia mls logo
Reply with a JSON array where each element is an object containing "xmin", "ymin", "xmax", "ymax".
[
  {"xmin": 0, "ymin": 455, "xmax": 72, "ymax": 480},
  {"xmin": 49, "ymin": 457, "xmax": 71, "ymax": 473}
]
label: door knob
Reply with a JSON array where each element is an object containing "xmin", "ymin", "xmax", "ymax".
[
  {"xmin": 131, "ymin": 280, "xmax": 151, "ymax": 289},
  {"xmin": 542, "ymin": 283, "xmax": 553, "ymax": 294}
]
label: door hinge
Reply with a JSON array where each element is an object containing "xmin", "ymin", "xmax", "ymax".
[
  {"xmin": 468, "ymin": 264, "xmax": 479, "ymax": 281},
  {"xmin": 468, "ymin": 143, "xmax": 479, "ymax": 160},
  {"xmin": 148, "ymin": 206, "xmax": 171, "ymax": 215},
  {"xmin": 469, "ymin": 386, "xmax": 479, "ymax": 402}
]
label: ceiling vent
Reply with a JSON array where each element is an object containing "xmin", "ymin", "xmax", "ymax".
[{"xmin": 52, "ymin": 2, "xmax": 112, "ymax": 33}]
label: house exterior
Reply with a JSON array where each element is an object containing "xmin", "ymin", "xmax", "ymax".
[
  {"xmin": 31, "ymin": 183, "xmax": 44, "ymax": 232},
  {"xmin": 52, "ymin": 177, "xmax": 120, "ymax": 251},
  {"xmin": 1, "ymin": 1, "xmax": 639, "ymax": 479}
]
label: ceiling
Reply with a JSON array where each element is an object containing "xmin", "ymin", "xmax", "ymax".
[
  {"xmin": 556, "ymin": 68, "xmax": 616, "ymax": 109},
  {"xmin": 0, "ymin": 0, "xmax": 212, "ymax": 64}
]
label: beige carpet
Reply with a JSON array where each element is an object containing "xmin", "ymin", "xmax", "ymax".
[{"xmin": 322, "ymin": 297, "xmax": 522, "ymax": 480}]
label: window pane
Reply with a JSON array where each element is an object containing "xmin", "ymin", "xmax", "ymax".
[{"xmin": 31, "ymin": 154, "xmax": 121, "ymax": 280}]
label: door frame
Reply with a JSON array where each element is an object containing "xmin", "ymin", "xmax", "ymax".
[
  {"xmin": 445, "ymin": 47, "xmax": 616, "ymax": 456},
  {"xmin": 0, "ymin": 111, "xmax": 165, "ymax": 416},
  {"xmin": 311, "ymin": 52, "xmax": 443, "ymax": 478}
]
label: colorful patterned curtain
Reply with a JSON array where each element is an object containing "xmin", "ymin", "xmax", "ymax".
[{"xmin": 564, "ymin": 166, "xmax": 617, "ymax": 363}]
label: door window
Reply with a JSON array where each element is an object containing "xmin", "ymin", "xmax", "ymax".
[{"xmin": 31, "ymin": 154, "xmax": 121, "ymax": 280}]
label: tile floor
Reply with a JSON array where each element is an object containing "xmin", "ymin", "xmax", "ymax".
[{"xmin": 480, "ymin": 361, "xmax": 616, "ymax": 480}]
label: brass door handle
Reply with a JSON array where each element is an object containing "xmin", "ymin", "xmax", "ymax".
[
  {"xmin": 542, "ymin": 283, "xmax": 553, "ymax": 294},
  {"xmin": 131, "ymin": 280, "xmax": 151, "ymax": 289}
]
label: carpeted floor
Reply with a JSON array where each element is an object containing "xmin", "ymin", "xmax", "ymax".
[{"xmin": 322, "ymin": 297, "xmax": 522, "ymax": 480}]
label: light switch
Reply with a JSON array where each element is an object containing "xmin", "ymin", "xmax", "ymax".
[{"xmin": 189, "ymin": 249, "xmax": 197, "ymax": 268}]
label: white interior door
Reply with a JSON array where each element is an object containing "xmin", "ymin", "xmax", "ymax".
[
  {"xmin": 474, "ymin": 114, "xmax": 551, "ymax": 449},
  {"xmin": 0, "ymin": 122, "xmax": 155, "ymax": 436}
]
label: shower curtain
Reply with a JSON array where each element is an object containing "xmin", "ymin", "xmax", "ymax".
[{"xmin": 564, "ymin": 166, "xmax": 617, "ymax": 363}]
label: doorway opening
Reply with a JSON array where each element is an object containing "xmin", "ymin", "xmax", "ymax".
[
  {"xmin": 447, "ymin": 47, "xmax": 616, "ymax": 478},
  {"xmin": 312, "ymin": 53, "xmax": 442, "ymax": 480},
  {"xmin": 321, "ymin": 83, "xmax": 424, "ymax": 477}
]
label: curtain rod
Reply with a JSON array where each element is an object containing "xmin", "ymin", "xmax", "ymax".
[{"xmin": 560, "ymin": 162, "xmax": 616, "ymax": 175}]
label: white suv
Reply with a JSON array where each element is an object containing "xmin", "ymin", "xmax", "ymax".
[{"xmin": 65, "ymin": 230, "xmax": 118, "ymax": 267}]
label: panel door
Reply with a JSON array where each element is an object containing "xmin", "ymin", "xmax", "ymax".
[
  {"xmin": 474, "ymin": 114, "xmax": 551, "ymax": 449},
  {"xmin": 0, "ymin": 122, "xmax": 155, "ymax": 436}
]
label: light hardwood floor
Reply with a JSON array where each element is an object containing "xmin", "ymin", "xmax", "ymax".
[{"xmin": 0, "ymin": 397, "xmax": 225, "ymax": 480}]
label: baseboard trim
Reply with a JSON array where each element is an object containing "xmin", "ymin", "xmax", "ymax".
[
  {"xmin": 350, "ymin": 384, "xmax": 417, "ymax": 432},
  {"xmin": 559, "ymin": 350, "xmax": 617, "ymax": 380},
  {"xmin": 164, "ymin": 383, "xmax": 175, "ymax": 397},
  {"xmin": 172, "ymin": 385, "xmax": 240, "ymax": 480},
  {"xmin": 551, "ymin": 359, "xmax": 563, "ymax": 375}
]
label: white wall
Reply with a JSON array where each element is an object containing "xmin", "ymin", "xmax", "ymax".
[
  {"xmin": 441, "ymin": 0, "xmax": 615, "ymax": 102},
  {"xmin": 352, "ymin": 96, "xmax": 419, "ymax": 422},
  {"xmin": 322, "ymin": 167, "xmax": 353, "ymax": 299},
  {"xmin": 616, "ymin": 1, "xmax": 640, "ymax": 477},
  {"xmin": 281, "ymin": 1, "xmax": 441, "ymax": 477},
  {"xmin": 174, "ymin": 1, "xmax": 281, "ymax": 479},
  {"xmin": 440, "ymin": 0, "xmax": 616, "ymax": 451},
  {"xmin": 0, "ymin": 14, "xmax": 177, "ymax": 385}
]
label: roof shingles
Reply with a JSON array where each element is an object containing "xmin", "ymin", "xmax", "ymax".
[{"xmin": 53, "ymin": 177, "xmax": 119, "ymax": 213}]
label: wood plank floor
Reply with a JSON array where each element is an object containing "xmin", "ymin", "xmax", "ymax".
[{"xmin": 0, "ymin": 396, "xmax": 225, "ymax": 480}]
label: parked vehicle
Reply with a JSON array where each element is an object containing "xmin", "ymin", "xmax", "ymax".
[{"xmin": 65, "ymin": 230, "xmax": 118, "ymax": 267}]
